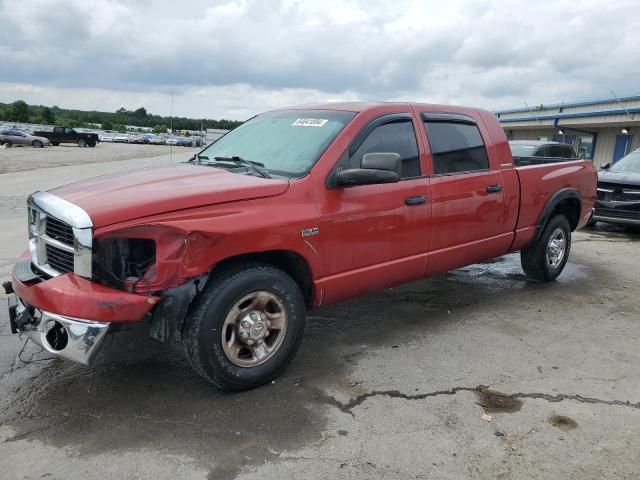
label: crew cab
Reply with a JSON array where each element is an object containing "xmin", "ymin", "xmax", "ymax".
[
  {"xmin": 32, "ymin": 126, "xmax": 99, "ymax": 147},
  {"xmin": 5, "ymin": 103, "xmax": 596, "ymax": 390}
]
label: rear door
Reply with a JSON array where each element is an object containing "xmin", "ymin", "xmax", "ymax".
[{"xmin": 418, "ymin": 113, "xmax": 515, "ymax": 274}]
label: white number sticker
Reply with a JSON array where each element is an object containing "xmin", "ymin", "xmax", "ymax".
[{"xmin": 292, "ymin": 118, "xmax": 328, "ymax": 127}]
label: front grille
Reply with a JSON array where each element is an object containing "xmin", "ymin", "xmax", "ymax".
[
  {"xmin": 45, "ymin": 216, "xmax": 75, "ymax": 245},
  {"xmin": 595, "ymin": 207, "xmax": 640, "ymax": 220},
  {"xmin": 28, "ymin": 192, "xmax": 93, "ymax": 278},
  {"xmin": 597, "ymin": 183, "xmax": 640, "ymax": 202},
  {"xmin": 45, "ymin": 243, "xmax": 75, "ymax": 273}
]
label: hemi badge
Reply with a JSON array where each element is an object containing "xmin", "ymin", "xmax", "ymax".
[{"xmin": 301, "ymin": 227, "xmax": 319, "ymax": 237}]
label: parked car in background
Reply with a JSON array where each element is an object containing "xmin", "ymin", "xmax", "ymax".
[
  {"xmin": 6, "ymin": 102, "xmax": 596, "ymax": 390},
  {"xmin": 149, "ymin": 135, "xmax": 166, "ymax": 145},
  {"xmin": 165, "ymin": 137, "xmax": 179, "ymax": 146},
  {"xmin": 99, "ymin": 134, "xmax": 114, "ymax": 142},
  {"xmin": 114, "ymin": 133, "xmax": 129, "ymax": 143},
  {"xmin": 592, "ymin": 149, "xmax": 640, "ymax": 227},
  {"xmin": 0, "ymin": 129, "xmax": 50, "ymax": 148},
  {"xmin": 177, "ymin": 136, "xmax": 195, "ymax": 147},
  {"xmin": 509, "ymin": 140, "xmax": 578, "ymax": 166},
  {"xmin": 128, "ymin": 135, "xmax": 149, "ymax": 144},
  {"xmin": 32, "ymin": 127, "xmax": 99, "ymax": 147}
]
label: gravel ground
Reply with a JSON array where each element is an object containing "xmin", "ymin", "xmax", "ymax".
[
  {"xmin": 0, "ymin": 142, "xmax": 197, "ymax": 174},
  {"xmin": 0, "ymin": 146, "xmax": 638, "ymax": 479}
]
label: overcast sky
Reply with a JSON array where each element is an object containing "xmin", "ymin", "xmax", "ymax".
[{"xmin": 1, "ymin": 0, "xmax": 638, "ymax": 120}]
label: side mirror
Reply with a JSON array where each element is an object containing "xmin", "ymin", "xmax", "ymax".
[
  {"xmin": 601, "ymin": 162, "xmax": 611, "ymax": 170},
  {"xmin": 361, "ymin": 152, "xmax": 402, "ymax": 173},
  {"xmin": 336, "ymin": 152, "xmax": 401, "ymax": 187}
]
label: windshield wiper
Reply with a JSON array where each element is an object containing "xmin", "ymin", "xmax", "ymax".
[{"xmin": 214, "ymin": 156, "xmax": 271, "ymax": 178}]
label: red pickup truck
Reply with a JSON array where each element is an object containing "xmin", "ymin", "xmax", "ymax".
[{"xmin": 6, "ymin": 102, "xmax": 596, "ymax": 390}]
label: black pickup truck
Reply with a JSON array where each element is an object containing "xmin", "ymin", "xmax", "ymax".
[
  {"xmin": 509, "ymin": 140, "xmax": 579, "ymax": 166},
  {"xmin": 32, "ymin": 127, "xmax": 99, "ymax": 147}
]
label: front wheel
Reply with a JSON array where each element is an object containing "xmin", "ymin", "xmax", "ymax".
[
  {"xmin": 51, "ymin": 141, "xmax": 59, "ymax": 146},
  {"xmin": 78, "ymin": 138, "xmax": 87, "ymax": 148},
  {"xmin": 32, "ymin": 140, "xmax": 43, "ymax": 148},
  {"xmin": 184, "ymin": 263, "xmax": 306, "ymax": 390},
  {"xmin": 521, "ymin": 215, "xmax": 571, "ymax": 282}
]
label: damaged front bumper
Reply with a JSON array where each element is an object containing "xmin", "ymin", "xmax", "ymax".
[{"xmin": 8, "ymin": 294, "xmax": 110, "ymax": 364}]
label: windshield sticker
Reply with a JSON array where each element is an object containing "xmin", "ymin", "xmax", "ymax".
[{"xmin": 292, "ymin": 118, "xmax": 328, "ymax": 127}]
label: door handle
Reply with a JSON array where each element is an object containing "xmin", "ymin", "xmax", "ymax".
[
  {"xmin": 405, "ymin": 195, "xmax": 428, "ymax": 206},
  {"xmin": 486, "ymin": 184, "xmax": 503, "ymax": 193}
]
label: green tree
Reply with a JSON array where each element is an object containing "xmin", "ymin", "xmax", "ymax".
[
  {"xmin": 113, "ymin": 124, "xmax": 127, "ymax": 132},
  {"xmin": 152, "ymin": 124, "xmax": 168, "ymax": 134},
  {"xmin": 133, "ymin": 107, "xmax": 147, "ymax": 118},
  {"xmin": 8, "ymin": 100, "xmax": 29, "ymax": 122},
  {"xmin": 42, "ymin": 107, "xmax": 55, "ymax": 124},
  {"xmin": 102, "ymin": 120, "xmax": 114, "ymax": 130}
]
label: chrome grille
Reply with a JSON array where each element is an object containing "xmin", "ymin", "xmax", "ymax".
[
  {"xmin": 45, "ymin": 243, "xmax": 74, "ymax": 273},
  {"xmin": 27, "ymin": 191, "xmax": 93, "ymax": 278},
  {"xmin": 45, "ymin": 216, "xmax": 75, "ymax": 245}
]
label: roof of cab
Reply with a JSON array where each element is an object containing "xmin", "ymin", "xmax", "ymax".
[{"xmin": 278, "ymin": 101, "xmax": 489, "ymax": 115}]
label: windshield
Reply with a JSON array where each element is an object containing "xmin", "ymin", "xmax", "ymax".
[
  {"xmin": 197, "ymin": 109, "xmax": 355, "ymax": 177},
  {"xmin": 509, "ymin": 143, "xmax": 537, "ymax": 157},
  {"xmin": 610, "ymin": 150, "xmax": 640, "ymax": 173}
]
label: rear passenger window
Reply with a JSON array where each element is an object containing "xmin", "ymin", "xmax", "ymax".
[
  {"xmin": 349, "ymin": 120, "xmax": 420, "ymax": 178},
  {"xmin": 549, "ymin": 145, "xmax": 574, "ymax": 158},
  {"xmin": 533, "ymin": 146, "xmax": 548, "ymax": 157},
  {"xmin": 424, "ymin": 122, "xmax": 489, "ymax": 175}
]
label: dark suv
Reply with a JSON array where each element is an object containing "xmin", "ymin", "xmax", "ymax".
[{"xmin": 509, "ymin": 141, "xmax": 578, "ymax": 166}]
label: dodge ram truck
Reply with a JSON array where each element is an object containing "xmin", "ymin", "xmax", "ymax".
[
  {"xmin": 32, "ymin": 126, "xmax": 99, "ymax": 147},
  {"xmin": 5, "ymin": 102, "xmax": 597, "ymax": 390}
]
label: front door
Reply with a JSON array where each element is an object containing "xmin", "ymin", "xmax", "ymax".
[{"xmin": 315, "ymin": 114, "xmax": 431, "ymax": 304}]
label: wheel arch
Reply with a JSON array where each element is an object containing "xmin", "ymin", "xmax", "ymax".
[
  {"xmin": 533, "ymin": 188, "xmax": 581, "ymax": 244},
  {"xmin": 213, "ymin": 250, "xmax": 314, "ymax": 307}
]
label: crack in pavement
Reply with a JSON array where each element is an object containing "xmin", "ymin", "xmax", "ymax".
[{"xmin": 323, "ymin": 385, "xmax": 640, "ymax": 416}]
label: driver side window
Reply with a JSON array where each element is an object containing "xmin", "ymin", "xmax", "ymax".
[{"xmin": 348, "ymin": 120, "xmax": 421, "ymax": 178}]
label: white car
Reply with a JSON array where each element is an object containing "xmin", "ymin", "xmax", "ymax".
[
  {"xmin": 165, "ymin": 137, "xmax": 179, "ymax": 146},
  {"xmin": 99, "ymin": 134, "xmax": 114, "ymax": 142},
  {"xmin": 114, "ymin": 133, "xmax": 129, "ymax": 143}
]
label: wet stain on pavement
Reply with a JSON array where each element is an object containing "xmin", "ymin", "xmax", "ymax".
[
  {"xmin": 474, "ymin": 386, "xmax": 524, "ymax": 413},
  {"xmin": 548, "ymin": 415, "xmax": 578, "ymax": 431}
]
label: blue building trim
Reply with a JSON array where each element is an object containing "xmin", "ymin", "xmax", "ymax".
[
  {"xmin": 498, "ymin": 107, "xmax": 640, "ymax": 124},
  {"xmin": 494, "ymin": 94, "xmax": 640, "ymax": 115}
]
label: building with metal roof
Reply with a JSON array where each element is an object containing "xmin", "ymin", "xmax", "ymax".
[{"xmin": 494, "ymin": 94, "xmax": 640, "ymax": 167}]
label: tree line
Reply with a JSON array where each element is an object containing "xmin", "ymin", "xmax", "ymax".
[{"xmin": 0, "ymin": 100, "xmax": 243, "ymax": 132}]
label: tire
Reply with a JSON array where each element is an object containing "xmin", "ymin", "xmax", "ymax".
[
  {"xmin": 78, "ymin": 138, "xmax": 87, "ymax": 148},
  {"xmin": 521, "ymin": 215, "xmax": 571, "ymax": 282},
  {"xmin": 88, "ymin": 140, "xmax": 96, "ymax": 147},
  {"xmin": 51, "ymin": 142, "xmax": 59, "ymax": 146},
  {"xmin": 32, "ymin": 140, "xmax": 43, "ymax": 148},
  {"xmin": 184, "ymin": 263, "xmax": 306, "ymax": 390},
  {"xmin": 4, "ymin": 140, "xmax": 12, "ymax": 148}
]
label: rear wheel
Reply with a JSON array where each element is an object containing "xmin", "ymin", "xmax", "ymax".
[
  {"xmin": 32, "ymin": 140, "xmax": 43, "ymax": 148},
  {"xmin": 521, "ymin": 215, "xmax": 571, "ymax": 282},
  {"xmin": 88, "ymin": 140, "xmax": 96, "ymax": 147},
  {"xmin": 4, "ymin": 140, "xmax": 12, "ymax": 148},
  {"xmin": 78, "ymin": 138, "xmax": 87, "ymax": 148},
  {"xmin": 184, "ymin": 263, "xmax": 306, "ymax": 390},
  {"xmin": 51, "ymin": 141, "xmax": 59, "ymax": 146}
]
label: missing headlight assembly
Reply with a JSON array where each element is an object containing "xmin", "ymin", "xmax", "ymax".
[{"xmin": 93, "ymin": 237, "xmax": 156, "ymax": 291}]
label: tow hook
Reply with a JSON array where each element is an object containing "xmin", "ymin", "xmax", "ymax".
[{"xmin": 2, "ymin": 281, "xmax": 13, "ymax": 294}]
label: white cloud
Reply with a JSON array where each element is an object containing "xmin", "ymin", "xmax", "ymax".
[{"xmin": 1, "ymin": 0, "xmax": 638, "ymax": 118}]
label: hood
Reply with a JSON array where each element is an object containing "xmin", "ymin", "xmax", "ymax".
[
  {"xmin": 50, "ymin": 164, "xmax": 290, "ymax": 227},
  {"xmin": 598, "ymin": 169, "xmax": 640, "ymax": 186}
]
